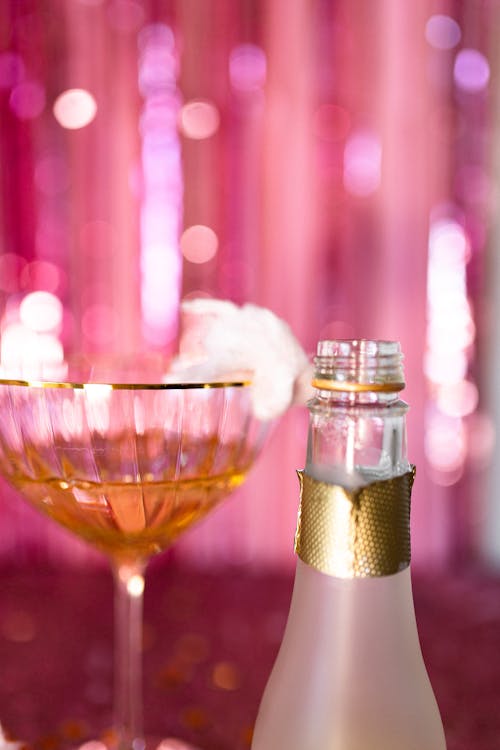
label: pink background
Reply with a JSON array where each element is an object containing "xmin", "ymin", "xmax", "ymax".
[{"xmin": 0, "ymin": 0, "xmax": 496, "ymax": 571}]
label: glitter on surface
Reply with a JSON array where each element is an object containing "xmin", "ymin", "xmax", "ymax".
[{"xmin": 0, "ymin": 563, "xmax": 496, "ymax": 750}]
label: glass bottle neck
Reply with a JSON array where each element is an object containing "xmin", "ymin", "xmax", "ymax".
[
  {"xmin": 306, "ymin": 339, "xmax": 410, "ymax": 486},
  {"xmin": 305, "ymin": 391, "xmax": 409, "ymax": 488},
  {"xmin": 309, "ymin": 388, "xmax": 404, "ymax": 409}
]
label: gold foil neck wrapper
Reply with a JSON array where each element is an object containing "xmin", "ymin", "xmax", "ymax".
[{"xmin": 294, "ymin": 468, "xmax": 415, "ymax": 578}]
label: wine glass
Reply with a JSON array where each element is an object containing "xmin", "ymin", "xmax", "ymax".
[{"xmin": 0, "ymin": 358, "xmax": 268, "ymax": 750}]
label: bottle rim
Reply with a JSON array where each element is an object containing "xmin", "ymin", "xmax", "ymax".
[{"xmin": 313, "ymin": 339, "xmax": 405, "ymax": 393}]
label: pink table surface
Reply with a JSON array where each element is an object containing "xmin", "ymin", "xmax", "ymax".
[{"xmin": 0, "ymin": 560, "xmax": 499, "ymax": 750}]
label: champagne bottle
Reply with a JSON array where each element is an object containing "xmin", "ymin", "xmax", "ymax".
[{"xmin": 252, "ymin": 340, "xmax": 446, "ymax": 750}]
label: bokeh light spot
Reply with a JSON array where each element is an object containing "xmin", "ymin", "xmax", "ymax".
[
  {"xmin": 430, "ymin": 466, "xmax": 464, "ymax": 487},
  {"xmin": 181, "ymin": 225, "xmax": 218, "ymax": 264},
  {"xmin": 0, "ymin": 321, "xmax": 65, "ymax": 380},
  {"xmin": 20, "ymin": 291, "xmax": 63, "ymax": 333},
  {"xmin": 9, "ymin": 81, "xmax": 45, "ymax": 120},
  {"xmin": 0, "ymin": 323, "xmax": 35, "ymax": 368},
  {"xmin": 229, "ymin": 44, "xmax": 267, "ymax": 91},
  {"xmin": 425, "ymin": 15, "xmax": 461, "ymax": 50},
  {"xmin": 212, "ymin": 661, "xmax": 241, "ymax": 691},
  {"xmin": 59, "ymin": 720, "xmax": 88, "ymax": 742},
  {"xmin": 138, "ymin": 23, "xmax": 175, "ymax": 54},
  {"xmin": 427, "ymin": 312, "xmax": 475, "ymax": 353},
  {"xmin": 20, "ymin": 260, "xmax": 62, "ymax": 294},
  {"xmin": 454, "ymin": 48, "xmax": 490, "ymax": 93},
  {"xmin": 53, "ymin": 88, "xmax": 97, "ymax": 130},
  {"xmin": 1, "ymin": 609, "xmax": 37, "ymax": 642},
  {"xmin": 343, "ymin": 130, "xmax": 382, "ymax": 196},
  {"xmin": 429, "ymin": 219, "xmax": 470, "ymax": 266},
  {"xmin": 425, "ymin": 415, "xmax": 466, "ymax": 474},
  {"xmin": 181, "ymin": 706, "xmax": 211, "ymax": 731},
  {"xmin": 424, "ymin": 349, "xmax": 468, "ymax": 386},
  {"xmin": 127, "ymin": 574, "xmax": 145, "ymax": 597},
  {"xmin": 179, "ymin": 100, "xmax": 220, "ymax": 140},
  {"xmin": 437, "ymin": 381, "xmax": 479, "ymax": 419},
  {"xmin": 139, "ymin": 59, "xmax": 178, "ymax": 99}
]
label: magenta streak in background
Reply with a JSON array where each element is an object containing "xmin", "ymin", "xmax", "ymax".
[{"xmin": 138, "ymin": 24, "xmax": 183, "ymax": 350}]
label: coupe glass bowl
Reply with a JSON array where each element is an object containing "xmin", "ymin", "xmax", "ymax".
[{"xmin": 0, "ymin": 363, "xmax": 269, "ymax": 750}]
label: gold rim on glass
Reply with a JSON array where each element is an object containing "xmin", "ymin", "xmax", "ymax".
[{"xmin": 0, "ymin": 377, "xmax": 251, "ymax": 390}]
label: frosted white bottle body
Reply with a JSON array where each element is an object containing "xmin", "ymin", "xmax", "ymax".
[
  {"xmin": 252, "ymin": 340, "xmax": 446, "ymax": 750},
  {"xmin": 252, "ymin": 560, "xmax": 446, "ymax": 750}
]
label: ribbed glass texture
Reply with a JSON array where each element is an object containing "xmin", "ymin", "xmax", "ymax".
[
  {"xmin": 0, "ymin": 382, "xmax": 265, "ymax": 561},
  {"xmin": 314, "ymin": 339, "xmax": 405, "ymax": 390}
]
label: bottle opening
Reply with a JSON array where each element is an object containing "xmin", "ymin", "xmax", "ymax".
[{"xmin": 312, "ymin": 339, "xmax": 405, "ymax": 393}]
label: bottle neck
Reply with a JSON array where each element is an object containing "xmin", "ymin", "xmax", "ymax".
[
  {"xmin": 296, "ymin": 339, "xmax": 413, "ymax": 582},
  {"xmin": 305, "ymin": 389, "xmax": 409, "ymax": 487},
  {"xmin": 313, "ymin": 339, "xmax": 405, "ymax": 392}
]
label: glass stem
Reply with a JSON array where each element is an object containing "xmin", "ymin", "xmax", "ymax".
[{"xmin": 112, "ymin": 559, "xmax": 147, "ymax": 750}]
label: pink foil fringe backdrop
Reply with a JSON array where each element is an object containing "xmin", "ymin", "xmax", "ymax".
[{"xmin": 0, "ymin": 0, "xmax": 497, "ymax": 570}]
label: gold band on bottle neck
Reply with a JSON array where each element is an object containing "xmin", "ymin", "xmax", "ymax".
[
  {"xmin": 294, "ymin": 468, "xmax": 415, "ymax": 578},
  {"xmin": 311, "ymin": 378, "xmax": 405, "ymax": 393}
]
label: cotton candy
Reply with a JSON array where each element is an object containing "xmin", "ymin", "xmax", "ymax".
[{"xmin": 169, "ymin": 299, "xmax": 313, "ymax": 420}]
